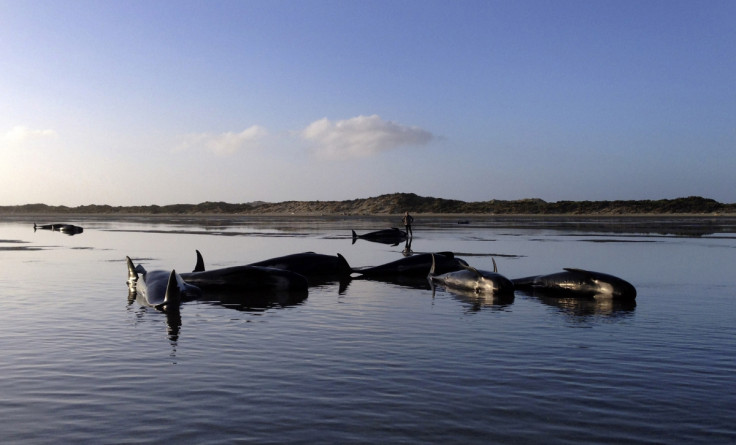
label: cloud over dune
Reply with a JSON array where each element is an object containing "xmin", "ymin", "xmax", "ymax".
[
  {"xmin": 301, "ymin": 115, "xmax": 433, "ymax": 159},
  {"xmin": 177, "ymin": 125, "xmax": 268, "ymax": 155}
]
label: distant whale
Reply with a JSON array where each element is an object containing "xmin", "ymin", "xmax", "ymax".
[
  {"xmin": 181, "ymin": 251, "xmax": 309, "ymax": 292},
  {"xmin": 352, "ymin": 228, "xmax": 407, "ymax": 245},
  {"xmin": 126, "ymin": 257, "xmax": 202, "ymax": 312},
  {"xmin": 511, "ymin": 268, "xmax": 637, "ymax": 300},
  {"xmin": 429, "ymin": 255, "xmax": 514, "ymax": 296},
  {"xmin": 353, "ymin": 251, "xmax": 468, "ymax": 277},
  {"xmin": 34, "ymin": 223, "xmax": 84, "ymax": 235}
]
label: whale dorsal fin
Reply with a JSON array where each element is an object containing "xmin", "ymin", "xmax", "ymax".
[
  {"xmin": 126, "ymin": 256, "xmax": 138, "ymax": 282},
  {"xmin": 336, "ymin": 253, "xmax": 352, "ymax": 276},
  {"xmin": 156, "ymin": 270, "xmax": 181, "ymax": 311},
  {"xmin": 492, "ymin": 257, "xmax": 498, "ymax": 273},
  {"xmin": 193, "ymin": 250, "xmax": 205, "ymax": 272}
]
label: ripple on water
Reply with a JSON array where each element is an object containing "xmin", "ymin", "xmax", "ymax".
[{"xmin": 0, "ymin": 219, "xmax": 735, "ymax": 443}]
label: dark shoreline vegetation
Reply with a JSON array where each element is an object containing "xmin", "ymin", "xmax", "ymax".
[{"xmin": 2, "ymin": 194, "xmax": 735, "ymax": 216}]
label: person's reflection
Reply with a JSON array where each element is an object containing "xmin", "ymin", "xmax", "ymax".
[{"xmin": 402, "ymin": 237, "xmax": 413, "ymax": 256}]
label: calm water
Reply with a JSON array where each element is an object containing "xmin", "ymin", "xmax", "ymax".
[{"xmin": 0, "ymin": 215, "xmax": 734, "ymax": 444}]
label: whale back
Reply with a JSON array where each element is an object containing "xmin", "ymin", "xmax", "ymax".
[
  {"xmin": 430, "ymin": 254, "xmax": 514, "ymax": 295},
  {"xmin": 357, "ymin": 252, "xmax": 464, "ymax": 277},
  {"xmin": 512, "ymin": 268, "xmax": 636, "ymax": 300}
]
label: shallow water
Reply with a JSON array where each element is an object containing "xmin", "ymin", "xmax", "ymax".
[{"xmin": 0, "ymin": 215, "xmax": 734, "ymax": 444}]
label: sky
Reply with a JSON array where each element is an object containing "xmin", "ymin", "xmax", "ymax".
[{"xmin": 1, "ymin": 0, "xmax": 734, "ymax": 206}]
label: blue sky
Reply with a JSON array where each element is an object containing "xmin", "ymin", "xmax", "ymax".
[{"xmin": 1, "ymin": 0, "xmax": 734, "ymax": 206}]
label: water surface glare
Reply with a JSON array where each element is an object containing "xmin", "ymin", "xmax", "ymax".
[{"xmin": 1, "ymin": 216, "xmax": 734, "ymax": 444}]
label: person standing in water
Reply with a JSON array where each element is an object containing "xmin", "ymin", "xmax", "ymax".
[{"xmin": 402, "ymin": 211, "xmax": 414, "ymax": 238}]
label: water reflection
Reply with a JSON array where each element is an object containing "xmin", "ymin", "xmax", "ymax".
[
  {"xmin": 432, "ymin": 285, "xmax": 515, "ymax": 312},
  {"xmin": 516, "ymin": 289, "xmax": 636, "ymax": 320},
  {"xmin": 127, "ymin": 287, "xmax": 309, "ymax": 351},
  {"xmin": 449, "ymin": 289, "xmax": 515, "ymax": 313},
  {"xmin": 128, "ymin": 285, "xmax": 308, "ymax": 314},
  {"xmin": 0, "ymin": 240, "xmax": 42, "ymax": 251},
  {"xmin": 127, "ymin": 288, "xmax": 182, "ymax": 342},
  {"xmin": 402, "ymin": 238, "xmax": 413, "ymax": 256},
  {"xmin": 165, "ymin": 310, "xmax": 182, "ymax": 342},
  {"xmin": 108, "ymin": 227, "xmax": 309, "ymax": 237},
  {"xmin": 198, "ymin": 288, "xmax": 308, "ymax": 312}
]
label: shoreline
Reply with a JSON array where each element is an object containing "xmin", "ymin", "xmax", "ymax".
[
  {"xmin": 2, "ymin": 194, "xmax": 733, "ymax": 217},
  {"xmin": 3, "ymin": 211, "xmax": 736, "ymax": 218},
  {"xmin": 3, "ymin": 212, "xmax": 736, "ymax": 217},
  {"xmin": 7, "ymin": 213, "xmax": 736, "ymax": 236}
]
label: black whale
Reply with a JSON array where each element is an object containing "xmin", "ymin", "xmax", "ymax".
[
  {"xmin": 512, "ymin": 268, "xmax": 636, "ymax": 300},
  {"xmin": 351, "ymin": 228, "xmax": 407, "ymax": 245}
]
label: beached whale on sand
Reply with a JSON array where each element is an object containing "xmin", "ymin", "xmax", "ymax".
[
  {"xmin": 126, "ymin": 257, "xmax": 202, "ymax": 312},
  {"xmin": 511, "ymin": 268, "xmax": 636, "ymax": 300},
  {"xmin": 181, "ymin": 251, "xmax": 309, "ymax": 292},
  {"xmin": 429, "ymin": 255, "xmax": 514, "ymax": 296},
  {"xmin": 352, "ymin": 251, "xmax": 468, "ymax": 277},
  {"xmin": 351, "ymin": 228, "xmax": 407, "ymax": 245}
]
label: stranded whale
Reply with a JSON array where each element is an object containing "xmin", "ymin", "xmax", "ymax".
[
  {"xmin": 429, "ymin": 255, "xmax": 514, "ymax": 296},
  {"xmin": 511, "ymin": 268, "xmax": 637, "ymax": 300},
  {"xmin": 352, "ymin": 251, "xmax": 468, "ymax": 278},
  {"xmin": 351, "ymin": 228, "xmax": 407, "ymax": 245},
  {"xmin": 181, "ymin": 251, "xmax": 309, "ymax": 292},
  {"xmin": 126, "ymin": 257, "xmax": 202, "ymax": 312},
  {"xmin": 34, "ymin": 223, "xmax": 84, "ymax": 235},
  {"xmin": 245, "ymin": 251, "xmax": 352, "ymax": 283}
]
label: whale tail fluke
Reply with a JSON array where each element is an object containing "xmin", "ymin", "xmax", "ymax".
[
  {"xmin": 351, "ymin": 230, "xmax": 358, "ymax": 244},
  {"xmin": 193, "ymin": 250, "xmax": 205, "ymax": 272}
]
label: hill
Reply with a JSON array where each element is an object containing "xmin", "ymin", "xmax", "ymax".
[{"xmin": 1, "ymin": 194, "xmax": 735, "ymax": 215}]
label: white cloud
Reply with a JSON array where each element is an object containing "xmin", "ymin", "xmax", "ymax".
[
  {"xmin": 177, "ymin": 125, "xmax": 268, "ymax": 155},
  {"xmin": 301, "ymin": 115, "xmax": 433, "ymax": 159},
  {"xmin": 2, "ymin": 126, "xmax": 58, "ymax": 146}
]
